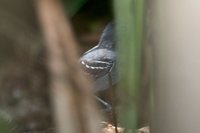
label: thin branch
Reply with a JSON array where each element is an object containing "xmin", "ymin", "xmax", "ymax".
[{"xmin": 34, "ymin": 0, "xmax": 101, "ymax": 133}]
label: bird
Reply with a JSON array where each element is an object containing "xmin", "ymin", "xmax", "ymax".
[{"xmin": 80, "ymin": 23, "xmax": 118, "ymax": 110}]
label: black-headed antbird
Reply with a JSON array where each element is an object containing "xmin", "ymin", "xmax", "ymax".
[{"xmin": 80, "ymin": 23, "xmax": 118, "ymax": 110}]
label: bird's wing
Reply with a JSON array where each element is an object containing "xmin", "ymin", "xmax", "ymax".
[{"xmin": 80, "ymin": 59, "xmax": 113, "ymax": 79}]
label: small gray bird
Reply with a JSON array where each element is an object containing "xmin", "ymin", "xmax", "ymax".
[
  {"xmin": 80, "ymin": 23, "xmax": 118, "ymax": 110},
  {"xmin": 80, "ymin": 23, "xmax": 118, "ymax": 92}
]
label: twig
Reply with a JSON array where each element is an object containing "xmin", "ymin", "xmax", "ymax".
[{"xmin": 34, "ymin": 0, "xmax": 101, "ymax": 133}]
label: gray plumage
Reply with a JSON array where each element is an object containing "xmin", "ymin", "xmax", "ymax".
[{"xmin": 80, "ymin": 23, "xmax": 118, "ymax": 92}]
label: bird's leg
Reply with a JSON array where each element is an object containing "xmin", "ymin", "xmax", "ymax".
[
  {"xmin": 108, "ymin": 63, "xmax": 118, "ymax": 133},
  {"xmin": 95, "ymin": 96, "xmax": 112, "ymax": 111}
]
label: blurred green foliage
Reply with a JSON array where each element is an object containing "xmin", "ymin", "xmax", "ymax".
[
  {"xmin": 62, "ymin": 0, "xmax": 87, "ymax": 15},
  {"xmin": 114, "ymin": 0, "xmax": 145, "ymax": 132},
  {"xmin": 0, "ymin": 110, "xmax": 16, "ymax": 133}
]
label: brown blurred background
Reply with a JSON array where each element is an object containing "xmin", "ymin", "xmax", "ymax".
[{"xmin": 0, "ymin": 0, "xmax": 113, "ymax": 132}]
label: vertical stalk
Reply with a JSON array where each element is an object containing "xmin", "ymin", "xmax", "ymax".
[
  {"xmin": 35, "ymin": 0, "xmax": 101, "ymax": 133},
  {"xmin": 114, "ymin": 0, "xmax": 145, "ymax": 132}
]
